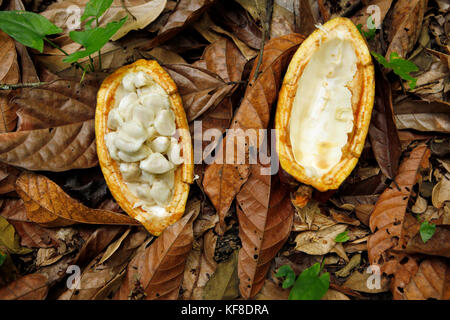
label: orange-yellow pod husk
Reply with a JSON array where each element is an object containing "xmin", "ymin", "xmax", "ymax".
[
  {"xmin": 275, "ymin": 17, "xmax": 375, "ymax": 192},
  {"xmin": 96, "ymin": 59, "xmax": 194, "ymax": 236}
]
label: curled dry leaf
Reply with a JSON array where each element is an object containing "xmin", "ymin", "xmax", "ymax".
[
  {"xmin": 41, "ymin": 0, "xmax": 167, "ymax": 40},
  {"xmin": 203, "ymin": 249, "xmax": 239, "ymax": 300},
  {"xmin": 294, "ymin": 224, "xmax": 347, "ymax": 255},
  {"xmin": 394, "ymin": 99, "xmax": 450, "ymax": 133},
  {"xmin": 145, "ymin": 0, "xmax": 214, "ymax": 49},
  {"xmin": 202, "ymin": 33, "xmax": 304, "ymax": 234},
  {"xmin": 163, "ymin": 64, "xmax": 234, "ymax": 121},
  {"xmin": 116, "ymin": 205, "xmax": 198, "ymax": 300},
  {"xmin": 343, "ymin": 270, "xmax": 390, "ymax": 294},
  {"xmin": 368, "ymin": 144, "xmax": 430, "ymax": 266},
  {"xmin": 59, "ymin": 229, "xmax": 148, "ymax": 300},
  {"xmin": 393, "ymin": 258, "xmax": 449, "ymax": 300},
  {"xmin": 0, "ymin": 274, "xmax": 49, "ymax": 300},
  {"xmin": 0, "ymin": 75, "xmax": 100, "ymax": 171},
  {"xmin": 0, "ymin": 31, "xmax": 19, "ymax": 133},
  {"xmin": 0, "ymin": 163, "xmax": 21, "ymax": 194},
  {"xmin": 237, "ymin": 165, "xmax": 294, "ymax": 299},
  {"xmin": 254, "ymin": 279, "xmax": 289, "ymax": 300},
  {"xmin": 369, "ymin": 64, "xmax": 402, "ymax": 180},
  {"xmin": 181, "ymin": 229, "xmax": 217, "ymax": 299},
  {"xmin": 386, "ymin": 0, "xmax": 428, "ymax": 59},
  {"xmin": 209, "ymin": 1, "xmax": 262, "ymax": 50},
  {"xmin": 15, "ymin": 172, "xmax": 140, "ymax": 227},
  {"xmin": 432, "ymin": 176, "xmax": 450, "ymax": 209}
]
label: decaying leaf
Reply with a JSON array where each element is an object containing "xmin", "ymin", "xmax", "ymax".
[
  {"xmin": 203, "ymin": 249, "xmax": 239, "ymax": 300},
  {"xmin": 145, "ymin": 0, "xmax": 214, "ymax": 49},
  {"xmin": 343, "ymin": 270, "xmax": 390, "ymax": 293},
  {"xmin": 164, "ymin": 64, "xmax": 234, "ymax": 121},
  {"xmin": 0, "ymin": 31, "xmax": 19, "ymax": 133},
  {"xmin": 116, "ymin": 205, "xmax": 197, "ymax": 299},
  {"xmin": 369, "ymin": 64, "xmax": 402, "ymax": 180},
  {"xmin": 202, "ymin": 33, "xmax": 304, "ymax": 234},
  {"xmin": 181, "ymin": 229, "xmax": 217, "ymax": 299},
  {"xmin": 394, "ymin": 99, "xmax": 450, "ymax": 133},
  {"xmin": 386, "ymin": 0, "xmax": 428, "ymax": 59},
  {"xmin": 59, "ymin": 229, "xmax": 148, "ymax": 300},
  {"xmin": 0, "ymin": 215, "xmax": 33, "ymax": 255},
  {"xmin": 237, "ymin": 166, "xmax": 294, "ymax": 299},
  {"xmin": 0, "ymin": 273, "xmax": 48, "ymax": 300},
  {"xmin": 294, "ymin": 224, "xmax": 347, "ymax": 255},
  {"xmin": 368, "ymin": 144, "xmax": 430, "ymax": 266},
  {"xmin": 15, "ymin": 172, "xmax": 140, "ymax": 227}
]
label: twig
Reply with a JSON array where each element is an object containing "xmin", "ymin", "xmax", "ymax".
[
  {"xmin": 250, "ymin": 0, "xmax": 274, "ymax": 85},
  {"xmin": 0, "ymin": 81, "xmax": 51, "ymax": 90}
]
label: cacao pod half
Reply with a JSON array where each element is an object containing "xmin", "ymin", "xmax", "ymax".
[
  {"xmin": 275, "ymin": 17, "xmax": 375, "ymax": 192},
  {"xmin": 96, "ymin": 59, "xmax": 193, "ymax": 235}
]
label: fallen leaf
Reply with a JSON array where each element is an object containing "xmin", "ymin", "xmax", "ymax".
[
  {"xmin": 335, "ymin": 254, "xmax": 361, "ymax": 278},
  {"xmin": 394, "ymin": 99, "xmax": 450, "ymax": 133},
  {"xmin": 0, "ymin": 163, "xmax": 21, "ymax": 194},
  {"xmin": 98, "ymin": 228, "xmax": 132, "ymax": 265},
  {"xmin": 237, "ymin": 165, "xmax": 294, "ymax": 299},
  {"xmin": 0, "ymin": 31, "xmax": 19, "ymax": 133},
  {"xmin": 394, "ymin": 258, "xmax": 449, "ymax": 300},
  {"xmin": 0, "ymin": 215, "xmax": 32, "ymax": 255},
  {"xmin": 432, "ymin": 176, "xmax": 450, "ymax": 208},
  {"xmin": 385, "ymin": 0, "xmax": 428, "ymax": 59},
  {"xmin": 209, "ymin": 1, "xmax": 262, "ymax": 50},
  {"xmin": 203, "ymin": 250, "xmax": 239, "ymax": 299},
  {"xmin": 202, "ymin": 38, "xmax": 247, "ymax": 83},
  {"xmin": 142, "ymin": 47, "xmax": 187, "ymax": 65},
  {"xmin": 145, "ymin": 0, "xmax": 214, "ymax": 49},
  {"xmin": 0, "ymin": 273, "xmax": 48, "ymax": 300},
  {"xmin": 254, "ymin": 278, "xmax": 289, "ymax": 300},
  {"xmin": 181, "ymin": 229, "xmax": 217, "ymax": 299},
  {"xmin": 343, "ymin": 270, "xmax": 390, "ymax": 293},
  {"xmin": 202, "ymin": 33, "xmax": 304, "ymax": 234},
  {"xmin": 294, "ymin": 224, "xmax": 347, "ymax": 255},
  {"xmin": 368, "ymin": 144, "xmax": 430, "ymax": 266},
  {"xmin": 41, "ymin": 0, "xmax": 167, "ymax": 41},
  {"xmin": 60, "ymin": 229, "xmax": 148, "ymax": 300},
  {"xmin": 321, "ymin": 289, "xmax": 350, "ymax": 300},
  {"xmin": 369, "ymin": 64, "xmax": 402, "ymax": 180},
  {"xmin": 164, "ymin": 63, "xmax": 234, "ymax": 121},
  {"xmin": 15, "ymin": 172, "xmax": 140, "ymax": 227},
  {"xmin": 116, "ymin": 205, "xmax": 198, "ymax": 299}
]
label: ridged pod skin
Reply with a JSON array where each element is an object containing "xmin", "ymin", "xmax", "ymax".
[
  {"xmin": 275, "ymin": 17, "xmax": 375, "ymax": 192},
  {"xmin": 96, "ymin": 59, "xmax": 194, "ymax": 236}
]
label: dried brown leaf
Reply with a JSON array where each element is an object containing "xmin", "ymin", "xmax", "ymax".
[
  {"xmin": 116, "ymin": 206, "xmax": 197, "ymax": 299},
  {"xmin": 0, "ymin": 274, "xmax": 48, "ymax": 300},
  {"xmin": 237, "ymin": 167, "xmax": 294, "ymax": 299},
  {"xmin": 15, "ymin": 172, "xmax": 140, "ymax": 227},
  {"xmin": 164, "ymin": 64, "xmax": 234, "ymax": 121},
  {"xmin": 368, "ymin": 144, "xmax": 430, "ymax": 266},
  {"xmin": 202, "ymin": 33, "xmax": 304, "ymax": 234},
  {"xmin": 369, "ymin": 65, "xmax": 402, "ymax": 180},
  {"xmin": 394, "ymin": 99, "xmax": 450, "ymax": 133},
  {"xmin": 181, "ymin": 229, "xmax": 217, "ymax": 299},
  {"xmin": 145, "ymin": 0, "xmax": 214, "ymax": 49},
  {"xmin": 386, "ymin": 0, "xmax": 428, "ymax": 59}
]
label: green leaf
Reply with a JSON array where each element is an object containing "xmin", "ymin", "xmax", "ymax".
[
  {"xmin": 288, "ymin": 263, "xmax": 330, "ymax": 300},
  {"xmin": 356, "ymin": 16, "xmax": 376, "ymax": 40},
  {"xmin": 64, "ymin": 16, "xmax": 127, "ymax": 63},
  {"xmin": 0, "ymin": 11, "xmax": 62, "ymax": 52},
  {"xmin": 0, "ymin": 216, "xmax": 32, "ymax": 255},
  {"xmin": 0, "ymin": 252, "xmax": 6, "ymax": 267},
  {"xmin": 420, "ymin": 221, "xmax": 436, "ymax": 243},
  {"xmin": 81, "ymin": 0, "xmax": 114, "ymax": 23},
  {"xmin": 371, "ymin": 51, "xmax": 419, "ymax": 90},
  {"xmin": 275, "ymin": 265, "xmax": 296, "ymax": 289},
  {"xmin": 335, "ymin": 231, "xmax": 350, "ymax": 243}
]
